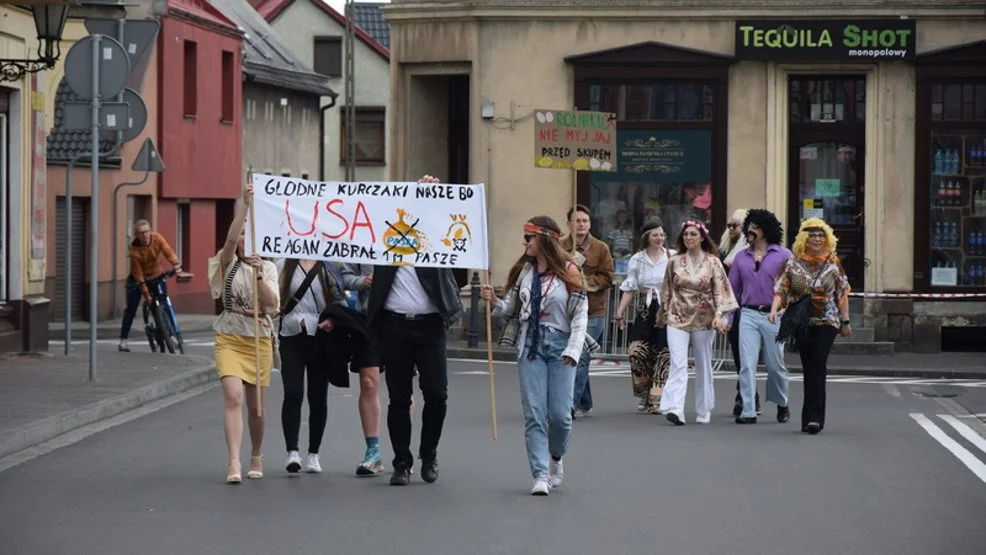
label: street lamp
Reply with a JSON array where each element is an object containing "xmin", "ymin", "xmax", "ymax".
[{"xmin": 0, "ymin": 4, "xmax": 72, "ymax": 82}]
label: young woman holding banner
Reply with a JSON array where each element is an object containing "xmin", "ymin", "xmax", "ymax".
[
  {"xmin": 208, "ymin": 183, "xmax": 280, "ymax": 484},
  {"xmin": 480, "ymin": 216, "xmax": 591, "ymax": 496}
]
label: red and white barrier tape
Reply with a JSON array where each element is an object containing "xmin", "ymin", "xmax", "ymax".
[{"xmin": 849, "ymin": 291, "xmax": 986, "ymax": 299}]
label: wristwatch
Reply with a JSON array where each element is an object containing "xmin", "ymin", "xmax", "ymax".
[{"xmin": 841, "ymin": 319, "xmax": 850, "ymax": 326}]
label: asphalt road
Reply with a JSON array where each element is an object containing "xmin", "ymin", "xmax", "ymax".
[{"xmin": 4, "ymin": 337, "xmax": 986, "ymax": 555}]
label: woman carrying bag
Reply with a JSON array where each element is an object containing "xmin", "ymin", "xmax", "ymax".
[{"xmin": 769, "ymin": 217, "xmax": 851, "ymax": 435}]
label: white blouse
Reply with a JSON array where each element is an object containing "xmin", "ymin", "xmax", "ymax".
[
  {"xmin": 208, "ymin": 253, "xmax": 279, "ymax": 337},
  {"xmin": 275, "ymin": 259, "xmax": 330, "ymax": 337},
  {"xmin": 620, "ymin": 248, "xmax": 676, "ymax": 305}
]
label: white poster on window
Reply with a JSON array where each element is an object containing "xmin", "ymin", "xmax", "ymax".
[{"xmin": 247, "ymin": 174, "xmax": 489, "ymax": 269}]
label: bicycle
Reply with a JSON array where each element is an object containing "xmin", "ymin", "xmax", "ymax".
[{"xmin": 130, "ymin": 269, "xmax": 184, "ymax": 354}]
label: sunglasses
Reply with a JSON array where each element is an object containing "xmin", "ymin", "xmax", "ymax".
[
  {"xmin": 727, "ymin": 223, "xmax": 741, "ymax": 229},
  {"xmin": 807, "ymin": 231, "xmax": 826, "ymax": 239}
]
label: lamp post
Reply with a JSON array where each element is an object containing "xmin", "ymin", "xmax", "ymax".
[{"xmin": 0, "ymin": 4, "xmax": 72, "ymax": 82}]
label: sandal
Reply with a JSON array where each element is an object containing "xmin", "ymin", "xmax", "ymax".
[
  {"xmin": 226, "ymin": 461, "xmax": 242, "ymax": 484},
  {"xmin": 247, "ymin": 455, "xmax": 264, "ymax": 479}
]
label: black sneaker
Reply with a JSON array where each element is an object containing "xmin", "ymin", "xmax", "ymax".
[
  {"xmin": 390, "ymin": 464, "xmax": 411, "ymax": 486},
  {"xmin": 777, "ymin": 406, "xmax": 791, "ymax": 423},
  {"xmin": 735, "ymin": 416, "xmax": 757, "ymax": 424},
  {"xmin": 420, "ymin": 457, "xmax": 439, "ymax": 483}
]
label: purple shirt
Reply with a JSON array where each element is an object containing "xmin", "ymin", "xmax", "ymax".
[{"xmin": 728, "ymin": 244, "xmax": 793, "ymax": 308}]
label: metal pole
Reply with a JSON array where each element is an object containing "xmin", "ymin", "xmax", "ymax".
[
  {"xmin": 89, "ymin": 34, "xmax": 102, "ymax": 381},
  {"xmin": 110, "ymin": 20, "xmax": 125, "ymax": 319},
  {"xmin": 110, "ymin": 170, "xmax": 150, "ymax": 319},
  {"xmin": 344, "ymin": 0, "xmax": 355, "ymax": 181},
  {"xmin": 65, "ymin": 162, "xmax": 73, "ymax": 355}
]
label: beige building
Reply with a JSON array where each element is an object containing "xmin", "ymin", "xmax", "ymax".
[
  {"xmin": 256, "ymin": 0, "xmax": 391, "ymax": 182},
  {"xmin": 382, "ymin": 0, "xmax": 986, "ymax": 352}
]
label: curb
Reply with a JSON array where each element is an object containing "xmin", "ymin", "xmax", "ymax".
[
  {"xmin": 49, "ymin": 326, "xmax": 216, "ymax": 341},
  {"xmin": 0, "ymin": 359, "xmax": 216, "ymax": 460},
  {"xmin": 445, "ymin": 348, "xmax": 986, "ymax": 380}
]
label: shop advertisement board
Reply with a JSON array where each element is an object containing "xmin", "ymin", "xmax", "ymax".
[
  {"xmin": 735, "ymin": 19, "xmax": 916, "ymax": 61},
  {"xmin": 534, "ymin": 109, "xmax": 617, "ymax": 171}
]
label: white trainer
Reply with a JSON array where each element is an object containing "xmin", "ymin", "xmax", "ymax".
[
  {"xmin": 285, "ymin": 450, "xmax": 302, "ymax": 473},
  {"xmin": 549, "ymin": 459, "xmax": 564, "ymax": 488},
  {"xmin": 696, "ymin": 412, "xmax": 711, "ymax": 424},
  {"xmin": 531, "ymin": 476, "xmax": 551, "ymax": 496},
  {"xmin": 304, "ymin": 453, "xmax": 322, "ymax": 473}
]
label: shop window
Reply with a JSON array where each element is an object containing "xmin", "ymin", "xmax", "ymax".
[
  {"xmin": 313, "ymin": 37, "xmax": 342, "ymax": 78},
  {"xmin": 928, "ymin": 129, "xmax": 986, "ymax": 287},
  {"xmin": 789, "ymin": 78, "xmax": 865, "ymax": 124},
  {"xmin": 588, "ymin": 84, "xmax": 714, "ymax": 122},
  {"xmin": 177, "ymin": 203, "xmax": 191, "ymax": 272},
  {"xmin": 340, "ymin": 108, "xmax": 385, "ymax": 165},
  {"xmin": 931, "ymin": 84, "xmax": 986, "ymax": 122},
  {"xmin": 183, "ymin": 41, "xmax": 198, "ymax": 117}
]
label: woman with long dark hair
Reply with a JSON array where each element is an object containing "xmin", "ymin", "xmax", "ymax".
[
  {"xmin": 480, "ymin": 216, "xmax": 589, "ymax": 496},
  {"xmin": 613, "ymin": 219, "xmax": 675, "ymax": 413},
  {"xmin": 769, "ymin": 218, "xmax": 851, "ymax": 435},
  {"xmin": 657, "ymin": 219, "xmax": 738, "ymax": 426},
  {"xmin": 208, "ymin": 183, "xmax": 280, "ymax": 483}
]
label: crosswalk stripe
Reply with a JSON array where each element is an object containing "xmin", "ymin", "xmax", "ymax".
[
  {"xmin": 938, "ymin": 414, "xmax": 986, "ymax": 456},
  {"xmin": 910, "ymin": 413, "xmax": 986, "ymax": 484}
]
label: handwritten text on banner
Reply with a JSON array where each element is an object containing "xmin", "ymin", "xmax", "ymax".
[{"xmin": 248, "ymin": 175, "xmax": 489, "ymax": 269}]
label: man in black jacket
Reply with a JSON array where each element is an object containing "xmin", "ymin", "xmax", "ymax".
[{"xmin": 368, "ymin": 174, "xmax": 465, "ymax": 486}]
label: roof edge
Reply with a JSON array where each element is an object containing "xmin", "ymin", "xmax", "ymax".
[{"xmin": 266, "ymin": 0, "xmax": 390, "ymax": 61}]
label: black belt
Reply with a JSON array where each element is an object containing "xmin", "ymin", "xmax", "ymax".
[
  {"xmin": 381, "ymin": 309, "xmax": 440, "ymax": 321},
  {"xmin": 742, "ymin": 304, "xmax": 770, "ymax": 313}
]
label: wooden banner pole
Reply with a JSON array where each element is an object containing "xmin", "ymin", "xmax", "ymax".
[
  {"xmin": 483, "ymin": 270, "xmax": 498, "ymax": 440},
  {"xmin": 247, "ymin": 168, "xmax": 262, "ymax": 417}
]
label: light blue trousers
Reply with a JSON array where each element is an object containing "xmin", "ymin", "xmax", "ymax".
[{"xmin": 738, "ymin": 308, "xmax": 789, "ymax": 418}]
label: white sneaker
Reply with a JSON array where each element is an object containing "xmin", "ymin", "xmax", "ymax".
[
  {"xmin": 696, "ymin": 412, "xmax": 711, "ymax": 424},
  {"xmin": 531, "ymin": 476, "xmax": 551, "ymax": 496},
  {"xmin": 549, "ymin": 459, "xmax": 564, "ymax": 488},
  {"xmin": 304, "ymin": 453, "xmax": 322, "ymax": 473},
  {"xmin": 285, "ymin": 450, "xmax": 302, "ymax": 473}
]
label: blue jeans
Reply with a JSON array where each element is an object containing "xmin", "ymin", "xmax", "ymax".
[
  {"xmin": 573, "ymin": 315, "xmax": 604, "ymax": 411},
  {"xmin": 518, "ymin": 325, "xmax": 576, "ymax": 479},
  {"xmin": 738, "ymin": 308, "xmax": 789, "ymax": 418}
]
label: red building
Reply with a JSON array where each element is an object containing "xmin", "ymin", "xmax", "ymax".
[{"xmin": 156, "ymin": 0, "xmax": 244, "ymax": 311}]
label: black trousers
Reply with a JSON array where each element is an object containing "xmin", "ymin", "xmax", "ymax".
[
  {"xmin": 279, "ymin": 333, "xmax": 330, "ymax": 453},
  {"xmin": 798, "ymin": 325, "xmax": 838, "ymax": 430},
  {"xmin": 377, "ymin": 312, "xmax": 448, "ymax": 468}
]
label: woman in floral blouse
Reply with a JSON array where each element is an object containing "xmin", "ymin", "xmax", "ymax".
[
  {"xmin": 769, "ymin": 218, "xmax": 851, "ymax": 435},
  {"xmin": 656, "ymin": 219, "xmax": 738, "ymax": 425}
]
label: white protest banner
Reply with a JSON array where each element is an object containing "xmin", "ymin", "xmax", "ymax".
[{"xmin": 247, "ymin": 174, "xmax": 489, "ymax": 269}]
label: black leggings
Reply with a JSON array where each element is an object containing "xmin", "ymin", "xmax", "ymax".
[
  {"xmin": 798, "ymin": 325, "xmax": 838, "ymax": 430},
  {"xmin": 279, "ymin": 333, "xmax": 330, "ymax": 453}
]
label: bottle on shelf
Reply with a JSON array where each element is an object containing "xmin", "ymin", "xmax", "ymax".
[
  {"xmin": 933, "ymin": 221, "xmax": 942, "ymax": 248},
  {"xmin": 949, "ymin": 221, "xmax": 959, "ymax": 247},
  {"xmin": 950, "ymin": 149, "xmax": 960, "ymax": 174},
  {"xmin": 934, "ymin": 148, "xmax": 943, "ymax": 175}
]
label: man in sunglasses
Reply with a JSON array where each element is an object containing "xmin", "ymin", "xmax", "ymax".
[{"xmin": 726, "ymin": 209, "xmax": 793, "ymax": 424}]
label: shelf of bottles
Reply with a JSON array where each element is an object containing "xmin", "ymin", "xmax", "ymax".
[{"xmin": 930, "ymin": 132, "xmax": 986, "ymax": 287}]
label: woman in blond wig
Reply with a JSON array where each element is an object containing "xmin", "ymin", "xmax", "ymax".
[
  {"xmin": 769, "ymin": 218, "xmax": 851, "ymax": 435},
  {"xmin": 209, "ymin": 184, "xmax": 280, "ymax": 483}
]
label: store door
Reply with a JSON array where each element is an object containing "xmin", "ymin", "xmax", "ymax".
[{"xmin": 789, "ymin": 77, "xmax": 867, "ymax": 290}]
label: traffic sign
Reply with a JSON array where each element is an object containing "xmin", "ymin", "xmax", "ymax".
[
  {"xmin": 62, "ymin": 101, "xmax": 131, "ymax": 131},
  {"xmin": 132, "ymin": 138, "xmax": 166, "ymax": 173},
  {"xmin": 64, "ymin": 35, "xmax": 130, "ymax": 100}
]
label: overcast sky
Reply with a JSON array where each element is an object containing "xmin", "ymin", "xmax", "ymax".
[{"xmin": 324, "ymin": 0, "xmax": 390, "ymax": 14}]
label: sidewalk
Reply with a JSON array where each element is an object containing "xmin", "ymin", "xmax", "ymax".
[
  {"xmin": 48, "ymin": 315, "xmax": 217, "ymax": 341},
  {"xmin": 0, "ymin": 348, "xmax": 215, "ymax": 460}
]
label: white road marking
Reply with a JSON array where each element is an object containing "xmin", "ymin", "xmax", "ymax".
[
  {"xmin": 938, "ymin": 414, "xmax": 986, "ymax": 456},
  {"xmin": 882, "ymin": 384, "xmax": 902, "ymax": 398},
  {"xmin": 910, "ymin": 413, "xmax": 986, "ymax": 484}
]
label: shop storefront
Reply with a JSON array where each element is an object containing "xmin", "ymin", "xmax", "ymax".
[{"xmin": 383, "ymin": 1, "xmax": 986, "ymax": 351}]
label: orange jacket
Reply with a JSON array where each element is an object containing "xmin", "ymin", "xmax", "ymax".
[{"xmin": 130, "ymin": 232, "xmax": 179, "ymax": 295}]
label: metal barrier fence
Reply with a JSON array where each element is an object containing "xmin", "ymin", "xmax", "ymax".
[{"xmin": 596, "ymin": 271, "xmax": 732, "ymax": 372}]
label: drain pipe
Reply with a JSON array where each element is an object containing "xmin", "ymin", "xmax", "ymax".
[
  {"xmin": 319, "ymin": 94, "xmax": 338, "ymax": 180},
  {"xmin": 109, "ymin": 167, "xmax": 151, "ymax": 319}
]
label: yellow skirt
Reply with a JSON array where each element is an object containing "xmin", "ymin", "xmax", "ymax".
[{"xmin": 214, "ymin": 333, "xmax": 273, "ymax": 387}]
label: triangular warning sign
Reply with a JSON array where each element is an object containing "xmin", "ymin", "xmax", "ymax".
[{"xmin": 132, "ymin": 137, "xmax": 166, "ymax": 173}]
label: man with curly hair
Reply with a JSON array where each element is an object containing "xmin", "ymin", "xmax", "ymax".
[{"xmin": 726, "ymin": 209, "xmax": 792, "ymax": 424}]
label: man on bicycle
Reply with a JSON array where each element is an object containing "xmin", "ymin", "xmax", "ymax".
[{"xmin": 119, "ymin": 219, "xmax": 182, "ymax": 352}]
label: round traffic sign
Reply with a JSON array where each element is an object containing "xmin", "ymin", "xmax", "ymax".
[
  {"xmin": 120, "ymin": 88, "xmax": 147, "ymax": 143},
  {"xmin": 64, "ymin": 35, "xmax": 130, "ymax": 100}
]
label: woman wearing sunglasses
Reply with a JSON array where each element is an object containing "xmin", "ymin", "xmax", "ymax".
[
  {"xmin": 480, "ymin": 216, "xmax": 589, "ymax": 496},
  {"xmin": 657, "ymin": 219, "xmax": 738, "ymax": 425},
  {"xmin": 769, "ymin": 218, "xmax": 851, "ymax": 435}
]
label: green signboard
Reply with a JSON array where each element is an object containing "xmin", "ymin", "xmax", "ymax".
[
  {"xmin": 612, "ymin": 130, "xmax": 712, "ymax": 183},
  {"xmin": 735, "ymin": 19, "xmax": 916, "ymax": 61}
]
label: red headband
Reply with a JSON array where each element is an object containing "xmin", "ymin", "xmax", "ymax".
[
  {"xmin": 681, "ymin": 219, "xmax": 709, "ymax": 235},
  {"xmin": 524, "ymin": 222, "xmax": 560, "ymax": 240}
]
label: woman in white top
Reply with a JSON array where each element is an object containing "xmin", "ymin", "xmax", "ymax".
[
  {"xmin": 208, "ymin": 183, "xmax": 279, "ymax": 484},
  {"xmin": 480, "ymin": 216, "xmax": 589, "ymax": 496},
  {"xmin": 614, "ymin": 219, "xmax": 675, "ymax": 413}
]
